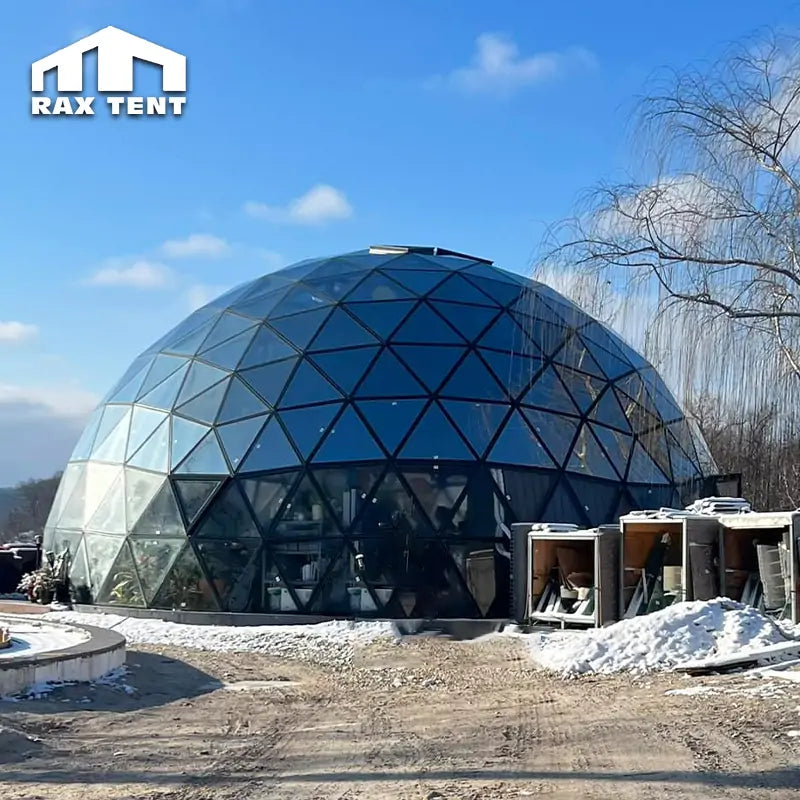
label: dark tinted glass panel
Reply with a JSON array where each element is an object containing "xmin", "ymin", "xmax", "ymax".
[
  {"xmin": 640, "ymin": 428, "xmax": 673, "ymax": 479},
  {"xmin": 463, "ymin": 274, "xmax": 525, "ymax": 305},
  {"xmin": 588, "ymin": 388, "xmax": 630, "ymax": 431},
  {"xmin": 540, "ymin": 481, "xmax": 589, "ymax": 527},
  {"xmin": 448, "ymin": 540, "xmax": 508, "ymax": 616},
  {"xmin": 130, "ymin": 481, "xmax": 185, "ymax": 537},
  {"xmin": 357, "ymin": 470, "xmax": 430, "ymax": 536},
  {"xmin": 269, "ymin": 286, "xmax": 334, "ymax": 317},
  {"xmin": 565, "ymin": 475, "xmax": 620, "ymax": 526},
  {"xmin": 345, "ymin": 273, "xmax": 414, "ymax": 302},
  {"xmin": 441, "ymin": 351, "xmax": 507, "ymax": 401},
  {"xmin": 96, "ymin": 540, "xmax": 145, "ymax": 606},
  {"xmin": 478, "ymin": 313, "xmax": 532, "ymax": 353},
  {"xmin": 309, "ymin": 308, "xmax": 377, "ymax": 350},
  {"xmin": 274, "ymin": 475, "xmax": 340, "ymax": 538},
  {"xmin": 585, "ymin": 341, "xmax": 633, "ymax": 381},
  {"xmin": 488, "ymin": 412, "xmax": 555, "ymax": 468},
  {"xmin": 345, "ymin": 300, "xmax": 416, "ymax": 339},
  {"xmin": 566, "ymin": 425, "xmax": 620, "ymax": 480},
  {"xmin": 355, "ymin": 349, "xmax": 426, "ymax": 398},
  {"xmin": 151, "ymin": 543, "xmax": 219, "ymax": 611},
  {"xmin": 176, "ymin": 362, "xmax": 228, "ymax": 406},
  {"xmin": 557, "ymin": 368, "xmax": 605, "ymax": 412},
  {"xmin": 627, "ymin": 441, "xmax": 670, "ymax": 484},
  {"xmin": 279, "ymin": 360, "xmax": 342, "ymax": 407},
  {"xmin": 429, "ymin": 274, "xmax": 500, "ymax": 306},
  {"xmin": 195, "ymin": 483, "xmax": 260, "ymax": 539},
  {"xmin": 231, "ymin": 286, "xmax": 292, "ymax": 321},
  {"xmin": 268, "ymin": 307, "xmax": 332, "ymax": 349},
  {"xmin": 137, "ymin": 363, "xmax": 189, "ymax": 411},
  {"xmin": 615, "ymin": 388, "xmax": 661, "ymax": 434},
  {"xmin": 240, "ymin": 357, "xmax": 298, "ymax": 406},
  {"xmin": 174, "ymin": 431, "xmax": 230, "ymax": 475},
  {"xmin": 175, "ymin": 378, "xmax": 229, "ymax": 424},
  {"xmin": 479, "ymin": 349, "xmax": 541, "ymax": 398},
  {"xmin": 129, "ymin": 537, "xmax": 185, "ymax": 604},
  {"xmin": 199, "ymin": 312, "xmax": 256, "ymax": 353},
  {"xmin": 173, "ymin": 479, "xmax": 221, "ymax": 526},
  {"xmin": 496, "ymin": 467, "xmax": 557, "ymax": 524},
  {"xmin": 401, "ymin": 468, "xmax": 469, "ymax": 533},
  {"xmin": 239, "ymin": 325, "xmax": 297, "ymax": 370},
  {"xmin": 303, "ymin": 270, "xmax": 368, "ymax": 300},
  {"xmin": 200, "ymin": 328, "xmax": 258, "ymax": 370},
  {"xmin": 393, "ymin": 345, "xmax": 464, "ymax": 392},
  {"xmin": 399, "ymin": 402, "xmax": 472, "ymax": 460},
  {"xmin": 170, "ymin": 417, "xmax": 209, "ymax": 469},
  {"xmin": 312, "ymin": 466, "xmax": 385, "ymax": 531},
  {"xmin": 313, "ymin": 406, "xmax": 384, "ymax": 462},
  {"xmin": 553, "ymin": 334, "xmax": 605, "ymax": 378},
  {"xmin": 356, "ymin": 399, "xmax": 426, "ymax": 455},
  {"xmin": 308, "ymin": 347, "xmax": 378, "ymax": 394},
  {"xmin": 243, "ymin": 472, "xmax": 299, "ymax": 533},
  {"xmin": 464, "ymin": 262, "xmax": 524, "ymax": 285},
  {"xmin": 384, "ymin": 268, "xmax": 449, "ymax": 295},
  {"xmin": 240, "ymin": 418, "xmax": 300, "ymax": 472},
  {"xmin": 521, "ymin": 408, "xmax": 578, "ymax": 465},
  {"xmin": 520, "ymin": 316, "xmax": 567, "ymax": 357},
  {"xmin": 216, "ymin": 377, "xmax": 269, "ymax": 423},
  {"xmin": 442, "ymin": 401, "xmax": 508, "ymax": 458},
  {"xmin": 590, "ymin": 423, "xmax": 633, "ymax": 476},
  {"xmin": 393, "ymin": 303, "xmax": 464, "ymax": 344},
  {"xmin": 280, "ymin": 403, "xmax": 341, "ymax": 457},
  {"xmin": 521, "ymin": 367, "xmax": 579, "ymax": 414},
  {"xmin": 217, "ymin": 414, "xmax": 268, "ymax": 470},
  {"xmin": 429, "ymin": 301, "xmax": 500, "ymax": 343},
  {"xmin": 196, "ymin": 538, "xmax": 261, "ymax": 612}
]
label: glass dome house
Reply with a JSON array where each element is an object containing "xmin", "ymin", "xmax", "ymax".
[{"xmin": 44, "ymin": 245, "xmax": 706, "ymax": 619}]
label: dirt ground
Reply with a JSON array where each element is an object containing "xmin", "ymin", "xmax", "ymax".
[{"xmin": 2, "ymin": 634, "xmax": 799, "ymax": 799}]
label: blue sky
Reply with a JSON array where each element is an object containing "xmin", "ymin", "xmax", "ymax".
[{"xmin": 1, "ymin": 0, "xmax": 798, "ymax": 484}]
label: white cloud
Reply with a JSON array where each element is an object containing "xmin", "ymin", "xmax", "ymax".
[
  {"xmin": 244, "ymin": 184, "xmax": 353, "ymax": 225},
  {"xmin": 430, "ymin": 33, "xmax": 596, "ymax": 96},
  {"xmin": 185, "ymin": 283, "xmax": 232, "ymax": 311},
  {"xmin": 0, "ymin": 322, "xmax": 38, "ymax": 344},
  {"xmin": 161, "ymin": 233, "xmax": 230, "ymax": 259},
  {"xmin": 85, "ymin": 259, "xmax": 174, "ymax": 289}
]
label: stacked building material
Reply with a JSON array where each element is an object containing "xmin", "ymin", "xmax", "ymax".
[{"xmin": 685, "ymin": 497, "xmax": 752, "ymax": 515}]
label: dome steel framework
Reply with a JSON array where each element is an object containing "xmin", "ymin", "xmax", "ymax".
[{"xmin": 44, "ymin": 247, "xmax": 705, "ymax": 618}]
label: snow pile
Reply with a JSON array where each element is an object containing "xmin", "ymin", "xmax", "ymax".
[
  {"xmin": 529, "ymin": 599, "xmax": 798, "ymax": 676},
  {"xmin": 45, "ymin": 611, "xmax": 396, "ymax": 666}
]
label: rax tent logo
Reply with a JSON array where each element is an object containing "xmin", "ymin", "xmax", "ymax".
[{"xmin": 31, "ymin": 26, "xmax": 187, "ymax": 117}]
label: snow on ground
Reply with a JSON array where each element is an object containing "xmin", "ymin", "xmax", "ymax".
[
  {"xmin": 526, "ymin": 599, "xmax": 800, "ymax": 676},
  {"xmin": 45, "ymin": 611, "xmax": 397, "ymax": 667},
  {"xmin": 0, "ymin": 616, "xmax": 89, "ymax": 660}
]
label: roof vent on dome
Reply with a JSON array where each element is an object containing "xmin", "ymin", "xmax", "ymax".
[{"xmin": 368, "ymin": 244, "xmax": 493, "ymax": 264}]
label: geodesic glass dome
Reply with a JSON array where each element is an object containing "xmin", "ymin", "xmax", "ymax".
[{"xmin": 44, "ymin": 246, "xmax": 706, "ymax": 619}]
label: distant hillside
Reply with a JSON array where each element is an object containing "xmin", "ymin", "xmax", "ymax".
[{"xmin": 0, "ymin": 487, "xmax": 20, "ymax": 528}]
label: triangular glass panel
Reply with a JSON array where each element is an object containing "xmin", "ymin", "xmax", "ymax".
[
  {"xmin": 478, "ymin": 313, "xmax": 534, "ymax": 354},
  {"xmin": 393, "ymin": 345, "xmax": 464, "ymax": 393},
  {"xmin": 176, "ymin": 377, "xmax": 229, "ymax": 424},
  {"xmin": 494, "ymin": 468, "xmax": 558, "ymax": 523},
  {"xmin": 243, "ymin": 472, "xmax": 299, "ymax": 533},
  {"xmin": 124, "ymin": 468, "xmax": 166, "ymax": 532},
  {"xmin": 174, "ymin": 430, "xmax": 230, "ymax": 475},
  {"xmin": 170, "ymin": 417, "xmax": 210, "ymax": 469},
  {"xmin": 136, "ymin": 355, "xmax": 188, "ymax": 400},
  {"xmin": 91, "ymin": 406, "xmax": 132, "ymax": 463},
  {"xmin": 442, "ymin": 401, "xmax": 508, "ymax": 459},
  {"xmin": 240, "ymin": 357, "xmax": 297, "ymax": 406},
  {"xmin": 356, "ymin": 399, "xmax": 426, "ymax": 455},
  {"xmin": 308, "ymin": 346, "xmax": 378, "ymax": 394},
  {"xmin": 269, "ymin": 285, "xmax": 335, "ymax": 318},
  {"xmin": 399, "ymin": 467, "xmax": 469, "ymax": 532},
  {"xmin": 566, "ymin": 474, "xmax": 620, "ymax": 527},
  {"xmin": 85, "ymin": 472, "xmax": 127, "ymax": 534},
  {"xmin": 308, "ymin": 307, "xmax": 377, "ymax": 350},
  {"xmin": 429, "ymin": 273, "xmax": 500, "ymax": 306},
  {"xmin": 83, "ymin": 533, "xmax": 126, "ymax": 598},
  {"xmin": 130, "ymin": 481, "xmax": 186, "ymax": 537},
  {"xmin": 273, "ymin": 475, "xmax": 341, "ymax": 538},
  {"xmin": 539, "ymin": 480, "xmax": 589, "ymax": 527},
  {"xmin": 107, "ymin": 361, "xmax": 151, "ymax": 403},
  {"xmin": 552, "ymin": 334, "xmax": 605, "ymax": 378},
  {"xmin": 314, "ymin": 406, "xmax": 385, "ymax": 462},
  {"xmin": 344, "ymin": 300, "xmax": 416, "ymax": 340},
  {"xmin": 306, "ymin": 255, "xmax": 376, "ymax": 277},
  {"xmin": 345, "ymin": 272, "xmax": 415, "ymax": 302},
  {"xmin": 230, "ymin": 286, "xmax": 292, "ymax": 320},
  {"xmin": 629, "ymin": 484, "xmax": 677, "ymax": 511},
  {"xmin": 127, "ymin": 418, "xmax": 170, "ymax": 473},
  {"xmin": 278, "ymin": 360, "xmax": 343, "ymax": 408},
  {"xmin": 566, "ymin": 424, "xmax": 620, "ymax": 480},
  {"xmin": 383, "ymin": 268, "xmax": 450, "ymax": 296},
  {"xmin": 590, "ymin": 423, "xmax": 633, "ymax": 478},
  {"xmin": 557, "ymin": 368, "xmax": 606, "ymax": 412},
  {"xmin": 240, "ymin": 418, "xmax": 301, "ymax": 473},
  {"xmin": 399, "ymin": 402, "xmax": 473, "ymax": 460},
  {"xmin": 67, "ymin": 537, "xmax": 92, "ymax": 603},
  {"xmin": 588, "ymin": 389, "xmax": 630, "ymax": 432},
  {"xmin": 173, "ymin": 479, "xmax": 222, "ymax": 526},
  {"xmin": 479, "ymin": 349, "xmax": 542, "ymax": 399},
  {"xmin": 175, "ymin": 361, "xmax": 228, "ymax": 406},
  {"xmin": 129, "ymin": 537, "xmax": 185, "ymax": 604},
  {"xmin": 137, "ymin": 363, "xmax": 191, "ymax": 412},
  {"xmin": 382, "ymin": 252, "xmax": 449, "ymax": 271},
  {"xmin": 82, "ymin": 463, "xmax": 123, "ymax": 529},
  {"xmin": 354, "ymin": 349, "xmax": 426, "ymax": 398},
  {"xmin": 463, "ymin": 261, "xmax": 526, "ymax": 285},
  {"xmin": 195, "ymin": 538, "xmax": 262, "ymax": 611},
  {"xmin": 54, "ymin": 466, "xmax": 90, "ymax": 530},
  {"xmin": 545, "ymin": 297, "xmax": 589, "ymax": 329},
  {"xmin": 151, "ymin": 543, "xmax": 219, "ymax": 611},
  {"xmin": 521, "ymin": 366, "xmax": 579, "ymax": 415},
  {"xmin": 239, "ymin": 325, "xmax": 297, "ymax": 370},
  {"xmin": 69, "ymin": 406, "xmax": 104, "ymax": 461},
  {"xmin": 521, "ymin": 408, "xmax": 579, "ymax": 466},
  {"xmin": 198, "ymin": 311, "xmax": 256, "ymax": 353},
  {"xmin": 615, "ymin": 388, "xmax": 661, "ymax": 434},
  {"xmin": 463, "ymin": 274, "xmax": 525, "ymax": 305},
  {"xmin": 580, "ymin": 320, "xmax": 634, "ymax": 361},
  {"xmin": 520, "ymin": 316, "xmax": 568, "ymax": 357},
  {"xmin": 96, "ymin": 540, "xmax": 145, "ymax": 606},
  {"xmin": 194, "ymin": 483, "xmax": 260, "ymax": 539},
  {"xmin": 126, "ymin": 407, "xmax": 168, "ymax": 460},
  {"xmin": 48, "ymin": 463, "xmax": 86, "ymax": 526},
  {"xmin": 583, "ymin": 339, "xmax": 634, "ymax": 381},
  {"xmin": 280, "ymin": 403, "xmax": 342, "ymax": 458},
  {"xmin": 627, "ymin": 440, "xmax": 671, "ymax": 484},
  {"xmin": 303, "ymin": 270, "xmax": 370, "ymax": 300},
  {"xmin": 441, "ymin": 351, "xmax": 507, "ymax": 401},
  {"xmin": 392, "ymin": 303, "xmax": 465, "ymax": 344},
  {"xmin": 200, "ymin": 328, "xmax": 258, "ymax": 371},
  {"xmin": 151, "ymin": 308, "xmax": 217, "ymax": 352},
  {"xmin": 268, "ymin": 307, "xmax": 332, "ymax": 349},
  {"xmin": 428, "ymin": 302, "xmax": 501, "ymax": 344},
  {"xmin": 488, "ymin": 412, "xmax": 556, "ymax": 468},
  {"xmin": 217, "ymin": 377, "xmax": 270, "ymax": 423},
  {"xmin": 311, "ymin": 466, "xmax": 385, "ymax": 531},
  {"xmin": 217, "ymin": 414, "xmax": 269, "ymax": 470},
  {"xmin": 642, "ymin": 427, "xmax": 675, "ymax": 480},
  {"xmin": 162, "ymin": 318, "xmax": 216, "ymax": 357}
]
